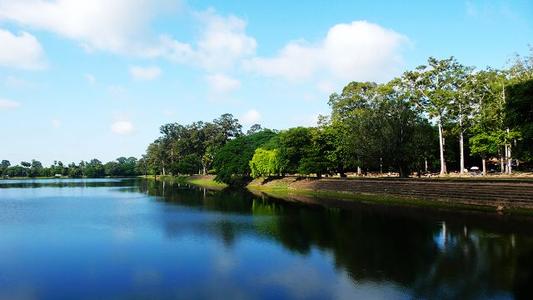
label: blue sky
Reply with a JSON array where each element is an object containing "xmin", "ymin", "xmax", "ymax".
[{"xmin": 0, "ymin": 0, "xmax": 531, "ymax": 165}]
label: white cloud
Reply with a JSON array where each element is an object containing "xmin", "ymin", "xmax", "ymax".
[
  {"xmin": 51, "ymin": 119, "xmax": 61, "ymax": 128},
  {"xmin": 0, "ymin": 29, "xmax": 46, "ymax": 69},
  {"xmin": 111, "ymin": 120, "xmax": 134, "ymax": 135},
  {"xmin": 0, "ymin": 0, "xmax": 179, "ymax": 54},
  {"xmin": 206, "ymin": 73, "xmax": 241, "ymax": 93},
  {"xmin": 145, "ymin": 10, "xmax": 257, "ymax": 71},
  {"xmin": 240, "ymin": 109, "xmax": 261, "ymax": 125},
  {"xmin": 84, "ymin": 73, "xmax": 96, "ymax": 85},
  {"xmin": 0, "ymin": 98, "xmax": 21, "ymax": 110},
  {"xmin": 245, "ymin": 21, "xmax": 408, "ymax": 82},
  {"xmin": 129, "ymin": 66, "xmax": 161, "ymax": 81},
  {"xmin": 245, "ymin": 40, "xmax": 318, "ymax": 81},
  {"xmin": 0, "ymin": 2, "xmax": 254, "ymax": 73},
  {"xmin": 194, "ymin": 9, "xmax": 257, "ymax": 71}
]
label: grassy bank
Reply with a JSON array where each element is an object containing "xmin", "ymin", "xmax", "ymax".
[{"xmin": 141, "ymin": 175, "xmax": 227, "ymax": 189}]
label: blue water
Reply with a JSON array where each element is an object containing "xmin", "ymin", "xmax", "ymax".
[{"xmin": 0, "ymin": 178, "xmax": 532, "ymax": 299}]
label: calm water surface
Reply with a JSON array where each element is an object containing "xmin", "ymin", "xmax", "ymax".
[{"xmin": 0, "ymin": 178, "xmax": 532, "ymax": 299}]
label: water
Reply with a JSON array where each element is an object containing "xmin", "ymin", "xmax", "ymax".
[{"xmin": 0, "ymin": 178, "xmax": 532, "ymax": 299}]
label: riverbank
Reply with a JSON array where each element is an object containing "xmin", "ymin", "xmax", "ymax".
[
  {"xmin": 141, "ymin": 175, "xmax": 228, "ymax": 190},
  {"xmin": 249, "ymin": 176, "xmax": 533, "ymax": 213},
  {"xmin": 160, "ymin": 175, "xmax": 533, "ymax": 214}
]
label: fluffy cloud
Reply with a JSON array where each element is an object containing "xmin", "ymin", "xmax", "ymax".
[
  {"xmin": 0, "ymin": 98, "xmax": 21, "ymax": 109},
  {"xmin": 206, "ymin": 73, "xmax": 241, "ymax": 93},
  {"xmin": 240, "ymin": 109, "xmax": 261, "ymax": 125},
  {"xmin": 245, "ymin": 21, "xmax": 408, "ymax": 82},
  {"xmin": 0, "ymin": 0, "xmax": 178, "ymax": 54},
  {"xmin": 111, "ymin": 120, "xmax": 134, "ymax": 135},
  {"xmin": 129, "ymin": 66, "xmax": 161, "ymax": 81},
  {"xmin": 148, "ymin": 10, "xmax": 257, "ymax": 71},
  {"xmin": 0, "ymin": 1, "xmax": 254, "ymax": 73},
  {"xmin": 0, "ymin": 29, "xmax": 45, "ymax": 69},
  {"xmin": 194, "ymin": 10, "xmax": 257, "ymax": 70}
]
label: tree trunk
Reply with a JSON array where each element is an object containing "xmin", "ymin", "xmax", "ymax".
[
  {"xmin": 438, "ymin": 121, "xmax": 447, "ymax": 175},
  {"xmin": 398, "ymin": 164, "xmax": 408, "ymax": 178},
  {"xmin": 424, "ymin": 158, "xmax": 428, "ymax": 173},
  {"xmin": 507, "ymin": 143, "xmax": 512, "ymax": 175},
  {"xmin": 459, "ymin": 123, "xmax": 465, "ymax": 174},
  {"xmin": 482, "ymin": 157, "xmax": 486, "ymax": 176},
  {"xmin": 500, "ymin": 154, "xmax": 505, "ymax": 174}
]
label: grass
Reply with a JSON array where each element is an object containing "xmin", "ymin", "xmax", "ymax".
[
  {"xmin": 140, "ymin": 175, "xmax": 227, "ymax": 189},
  {"xmin": 186, "ymin": 177, "xmax": 227, "ymax": 189}
]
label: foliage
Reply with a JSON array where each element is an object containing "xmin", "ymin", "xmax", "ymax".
[
  {"xmin": 134, "ymin": 51, "xmax": 533, "ymax": 181},
  {"xmin": 250, "ymin": 148, "xmax": 282, "ymax": 178},
  {"xmin": 213, "ymin": 130, "xmax": 277, "ymax": 185}
]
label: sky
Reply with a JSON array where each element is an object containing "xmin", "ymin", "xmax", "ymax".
[{"xmin": 0, "ymin": 0, "xmax": 531, "ymax": 166}]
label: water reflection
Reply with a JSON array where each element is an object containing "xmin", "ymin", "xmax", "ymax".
[
  {"xmin": 0, "ymin": 178, "xmax": 133, "ymax": 188},
  {"xmin": 136, "ymin": 179, "xmax": 533, "ymax": 299},
  {"xmin": 1, "ymin": 178, "xmax": 532, "ymax": 299}
]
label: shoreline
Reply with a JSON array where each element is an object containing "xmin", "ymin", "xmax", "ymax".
[{"xmin": 153, "ymin": 175, "xmax": 533, "ymax": 215}]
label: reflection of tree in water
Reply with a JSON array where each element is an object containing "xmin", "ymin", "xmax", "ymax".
[
  {"xmin": 137, "ymin": 179, "xmax": 533, "ymax": 299},
  {"xmin": 412, "ymin": 222, "xmax": 533, "ymax": 299}
]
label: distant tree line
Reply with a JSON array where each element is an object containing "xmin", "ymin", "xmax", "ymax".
[
  {"xmin": 142, "ymin": 50, "xmax": 532, "ymax": 185},
  {"xmin": 0, "ymin": 157, "xmax": 145, "ymax": 178}
]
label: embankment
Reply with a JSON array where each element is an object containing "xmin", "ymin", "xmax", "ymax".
[{"xmin": 247, "ymin": 177, "xmax": 533, "ymax": 212}]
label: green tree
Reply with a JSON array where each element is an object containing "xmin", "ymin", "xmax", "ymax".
[
  {"xmin": 250, "ymin": 148, "xmax": 282, "ymax": 178},
  {"xmin": 403, "ymin": 57, "xmax": 466, "ymax": 175},
  {"xmin": 277, "ymin": 127, "xmax": 313, "ymax": 174},
  {"xmin": 29, "ymin": 160, "xmax": 44, "ymax": 177},
  {"xmin": 84, "ymin": 159, "xmax": 105, "ymax": 178},
  {"xmin": 177, "ymin": 154, "xmax": 202, "ymax": 175},
  {"xmin": 506, "ymin": 79, "xmax": 533, "ymax": 162},
  {"xmin": 0, "ymin": 160, "xmax": 10, "ymax": 176},
  {"xmin": 213, "ymin": 130, "xmax": 277, "ymax": 185}
]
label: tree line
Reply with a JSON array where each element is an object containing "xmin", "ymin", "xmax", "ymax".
[
  {"xmin": 142, "ymin": 50, "xmax": 532, "ymax": 185},
  {"xmin": 0, "ymin": 157, "xmax": 144, "ymax": 178}
]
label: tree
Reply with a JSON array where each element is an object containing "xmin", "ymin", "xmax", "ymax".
[
  {"xmin": 0, "ymin": 160, "xmax": 10, "ymax": 176},
  {"xmin": 451, "ymin": 66, "xmax": 475, "ymax": 174},
  {"xmin": 84, "ymin": 159, "xmax": 105, "ymax": 178},
  {"xmin": 247, "ymin": 124, "xmax": 263, "ymax": 135},
  {"xmin": 146, "ymin": 139, "xmax": 166, "ymax": 176},
  {"xmin": 277, "ymin": 127, "xmax": 313, "ymax": 174},
  {"xmin": 68, "ymin": 162, "xmax": 83, "ymax": 178},
  {"xmin": 176, "ymin": 154, "xmax": 202, "ymax": 175},
  {"xmin": 506, "ymin": 79, "xmax": 533, "ymax": 162},
  {"xmin": 250, "ymin": 148, "xmax": 282, "ymax": 178},
  {"xmin": 29, "ymin": 160, "xmax": 44, "ymax": 177},
  {"xmin": 470, "ymin": 131, "xmax": 500, "ymax": 175},
  {"xmin": 403, "ymin": 57, "xmax": 467, "ymax": 175},
  {"xmin": 104, "ymin": 161, "xmax": 121, "ymax": 177},
  {"xmin": 213, "ymin": 130, "xmax": 277, "ymax": 185},
  {"xmin": 328, "ymin": 82, "xmax": 378, "ymax": 174}
]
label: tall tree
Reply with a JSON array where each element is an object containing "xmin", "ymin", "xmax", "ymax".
[{"xmin": 403, "ymin": 57, "xmax": 466, "ymax": 175}]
